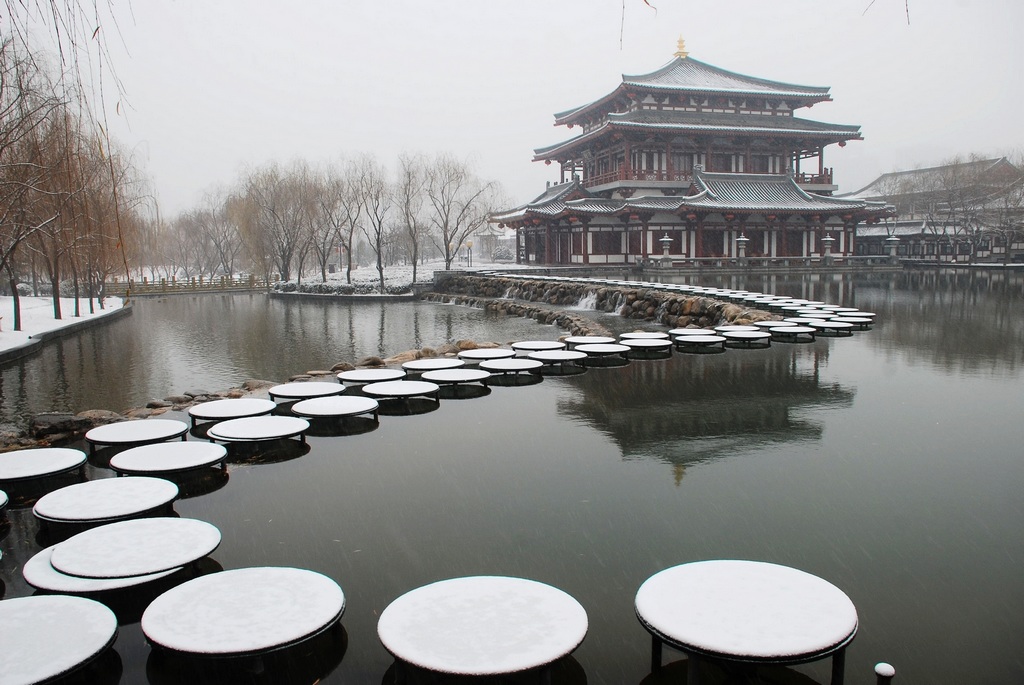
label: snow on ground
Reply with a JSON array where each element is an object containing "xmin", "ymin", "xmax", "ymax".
[{"xmin": 0, "ymin": 296, "xmax": 125, "ymax": 355}]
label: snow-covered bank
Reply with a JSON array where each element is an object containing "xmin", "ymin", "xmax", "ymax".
[{"xmin": 0, "ymin": 297, "xmax": 126, "ymax": 356}]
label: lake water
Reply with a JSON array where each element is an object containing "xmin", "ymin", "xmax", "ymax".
[{"xmin": 0, "ymin": 270, "xmax": 1022, "ymax": 685}]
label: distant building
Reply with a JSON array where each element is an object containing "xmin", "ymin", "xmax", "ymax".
[
  {"xmin": 849, "ymin": 157, "xmax": 1024, "ymax": 263},
  {"xmin": 492, "ymin": 39, "xmax": 893, "ymax": 266}
]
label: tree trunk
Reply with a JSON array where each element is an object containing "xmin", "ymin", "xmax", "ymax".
[
  {"xmin": 6, "ymin": 269, "xmax": 22, "ymax": 331},
  {"xmin": 71, "ymin": 261, "xmax": 82, "ymax": 316},
  {"xmin": 50, "ymin": 279, "xmax": 62, "ymax": 318}
]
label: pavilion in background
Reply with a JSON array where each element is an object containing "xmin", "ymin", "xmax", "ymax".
[
  {"xmin": 850, "ymin": 157, "xmax": 1024, "ymax": 263},
  {"xmin": 492, "ymin": 39, "xmax": 894, "ymax": 267}
]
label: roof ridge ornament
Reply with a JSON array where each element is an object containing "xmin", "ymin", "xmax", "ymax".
[{"xmin": 674, "ymin": 35, "xmax": 689, "ymax": 59}]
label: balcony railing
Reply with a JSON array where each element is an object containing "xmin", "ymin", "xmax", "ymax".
[
  {"xmin": 582, "ymin": 168, "xmax": 833, "ymax": 188},
  {"xmin": 585, "ymin": 169, "xmax": 693, "ymax": 187}
]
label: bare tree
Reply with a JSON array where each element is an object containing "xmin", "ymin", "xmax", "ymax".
[
  {"xmin": 424, "ymin": 154, "xmax": 501, "ymax": 270},
  {"xmin": 235, "ymin": 161, "xmax": 312, "ymax": 282},
  {"xmin": 193, "ymin": 192, "xmax": 243, "ymax": 278},
  {"xmin": 0, "ymin": 39, "xmax": 66, "ymax": 329},
  {"xmin": 356, "ymin": 155, "xmax": 392, "ymax": 293},
  {"xmin": 395, "ymin": 152, "xmax": 428, "ymax": 283}
]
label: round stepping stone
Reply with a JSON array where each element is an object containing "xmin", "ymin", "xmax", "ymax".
[
  {"xmin": 268, "ymin": 382, "xmax": 346, "ymax": 401},
  {"xmin": 142, "ymin": 567, "xmax": 345, "ymax": 656},
  {"xmin": 337, "ymin": 368, "xmax": 407, "ymax": 384},
  {"xmin": 23, "ymin": 545, "xmax": 181, "ymax": 592},
  {"xmin": 479, "ymin": 358, "xmax": 544, "ymax": 374},
  {"xmin": 619, "ymin": 339, "xmax": 673, "ymax": 351},
  {"xmin": 188, "ymin": 398, "xmax": 276, "ymax": 426},
  {"xmin": 109, "ymin": 442, "xmax": 228, "ymax": 476},
  {"xmin": 361, "ymin": 380, "xmax": 441, "ymax": 400},
  {"xmin": 33, "ymin": 476, "xmax": 178, "ymax": 525},
  {"xmin": 668, "ymin": 328, "xmax": 716, "ymax": 336},
  {"xmin": 808, "ymin": 320, "xmax": 855, "ymax": 335},
  {"xmin": 635, "ymin": 560, "xmax": 856, "ymax": 663},
  {"xmin": 401, "ymin": 358, "xmax": 465, "ymax": 373},
  {"xmin": 562, "ymin": 336, "xmax": 615, "ymax": 346},
  {"xmin": 714, "ymin": 324, "xmax": 759, "ymax": 332},
  {"xmin": 0, "ymin": 595, "xmax": 117, "ymax": 684},
  {"xmin": 574, "ymin": 343, "xmax": 630, "ymax": 356},
  {"xmin": 673, "ymin": 334, "xmax": 727, "ymax": 352},
  {"xmin": 510, "ymin": 340, "xmax": 566, "ymax": 352},
  {"xmin": 0, "ymin": 447, "xmax": 86, "ymax": 482},
  {"xmin": 722, "ymin": 330, "xmax": 772, "ymax": 347},
  {"xmin": 85, "ymin": 419, "xmax": 189, "ymax": 451},
  {"xmin": 291, "ymin": 396, "xmax": 380, "ymax": 420},
  {"xmin": 206, "ymin": 416, "xmax": 310, "ymax": 443},
  {"xmin": 527, "ymin": 350, "xmax": 588, "ymax": 366},
  {"xmin": 831, "ymin": 316, "xmax": 873, "ymax": 330},
  {"xmin": 771, "ymin": 325, "xmax": 817, "ymax": 342},
  {"xmin": 49, "ymin": 517, "xmax": 222, "ymax": 579},
  {"xmin": 421, "ymin": 369, "xmax": 491, "ymax": 385},
  {"xmin": 619, "ymin": 332, "xmax": 670, "ymax": 340},
  {"xmin": 457, "ymin": 348, "xmax": 516, "ymax": 361},
  {"xmin": 378, "ymin": 576, "xmax": 587, "ymax": 677}
]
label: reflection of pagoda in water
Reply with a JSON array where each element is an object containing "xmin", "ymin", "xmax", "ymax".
[{"xmin": 557, "ymin": 345, "xmax": 853, "ymax": 476}]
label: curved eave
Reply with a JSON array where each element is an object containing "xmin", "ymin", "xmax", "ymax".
[
  {"xmin": 534, "ymin": 120, "xmax": 861, "ymax": 163},
  {"xmin": 613, "ymin": 120, "xmax": 861, "ymax": 141},
  {"xmin": 555, "ymin": 57, "xmax": 833, "ymax": 127}
]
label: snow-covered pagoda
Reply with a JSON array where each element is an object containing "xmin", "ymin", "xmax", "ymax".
[{"xmin": 492, "ymin": 39, "xmax": 893, "ymax": 266}]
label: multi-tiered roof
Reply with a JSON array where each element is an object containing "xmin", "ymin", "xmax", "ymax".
[{"xmin": 534, "ymin": 41, "xmax": 862, "ymax": 169}]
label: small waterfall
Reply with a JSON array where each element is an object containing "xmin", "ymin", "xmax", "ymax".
[
  {"xmin": 574, "ymin": 290, "xmax": 598, "ymax": 310},
  {"xmin": 607, "ymin": 291, "xmax": 624, "ymax": 313}
]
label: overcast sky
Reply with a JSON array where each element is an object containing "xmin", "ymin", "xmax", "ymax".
[{"xmin": 45, "ymin": 0, "xmax": 1024, "ymax": 216}]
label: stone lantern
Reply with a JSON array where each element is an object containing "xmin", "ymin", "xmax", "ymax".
[
  {"xmin": 735, "ymin": 234, "xmax": 749, "ymax": 266},
  {"xmin": 821, "ymin": 233, "xmax": 835, "ymax": 265},
  {"xmin": 885, "ymin": 235, "xmax": 900, "ymax": 264},
  {"xmin": 658, "ymin": 233, "xmax": 673, "ymax": 268}
]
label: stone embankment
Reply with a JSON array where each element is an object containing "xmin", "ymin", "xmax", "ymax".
[{"xmin": 426, "ymin": 274, "xmax": 774, "ymax": 330}]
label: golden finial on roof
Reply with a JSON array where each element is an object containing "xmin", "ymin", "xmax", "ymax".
[{"xmin": 674, "ymin": 35, "xmax": 689, "ymax": 59}]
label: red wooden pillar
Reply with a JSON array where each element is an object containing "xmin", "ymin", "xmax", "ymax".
[{"xmin": 545, "ymin": 225, "xmax": 552, "ymax": 266}]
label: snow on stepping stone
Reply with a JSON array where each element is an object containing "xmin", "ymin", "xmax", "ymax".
[
  {"xmin": 456, "ymin": 348, "xmax": 515, "ymax": 362},
  {"xmin": 85, "ymin": 419, "xmax": 189, "ymax": 453},
  {"xmin": 361, "ymin": 380, "xmax": 440, "ymax": 401},
  {"xmin": 510, "ymin": 340, "xmax": 566, "ymax": 352},
  {"xmin": 142, "ymin": 567, "xmax": 345, "ymax": 656},
  {"xmin": 0, "ymin": 595, "xmax": 117, "ymax": 685},
  {"xmin": 619, "ymin": 332, "xmax": 670, "ymax": 340},
  {"xmin": 401, "ymin": 358, "xmax": 465, "ymax": 373},
  {"xmin": 0, "ymin": 447, "xmax": 86, "ymax": 482},
  {"xmin": 49, "ymin": 517, "xmax": 221, "ymax": 579},
  {"xmin": 635, "ymin": 560, "xmax": 857, "ymax": 661},
  {"xmin": 109, "ymin": 442, "xmax": 228, "ymax": 475},
  {"xmin": 33, "ymin": 476, "xmax": 179, "ymax": 524},
  {"xmin": 187, "ymin": 398, "xmax": 276, "ymax": 426},
  {"xmin": 378, "ymin": 575, "xmax": 588, "ymax": 676},
  {"xmin": 23, "ymin": 545, "xmax": 180, "ymax": 593},
  {"xmin": 267, "ymin": 381, "xmax": 346, "ymax": 401},
  {"xmin": 337, "ymin": 368, "xmax": 406, "ymax": 384},
  {"xmin": 291, "ymin": 395, "xmax": 380, "ymax": 420},
  {"xmin": 206, "ymin": 416, "xmax": 309, "ymax": 443}
]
